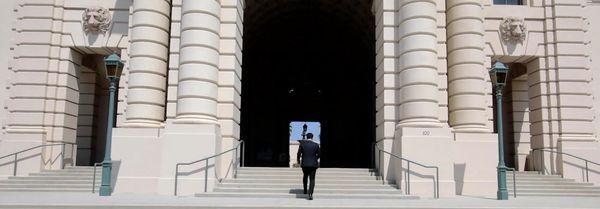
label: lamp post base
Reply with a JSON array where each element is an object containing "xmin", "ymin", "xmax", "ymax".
[
  {"xmin": 497, "ymin": 165, "xmax": 508, "ymax": 200},
  {"xmin": 99, "ymin": 161, "xmax": 112, "ymax": 196},
  {"xmin": 497, "ymin": 190, "xmax": 509, "ymax": 200}
]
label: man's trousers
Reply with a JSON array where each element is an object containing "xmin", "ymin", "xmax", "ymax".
[{"xmin": 302, "ymin": 167, "xmax": 317, "ymax": 195}]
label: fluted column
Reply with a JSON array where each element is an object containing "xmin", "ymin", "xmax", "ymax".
[
  {"xmin": 125, "ymin": 0, "xmax": 171, "ymax": 127},
  {"xmin": 396, "ymin": 0, "xmax": 441, "ymax": 127},
  {"xmin": 175, "ymin": 0, "xmax": 220, "ymax": 124},
  {"xmin": 446, "ymin": 0, "xmax": 488, "ymax": 132}
]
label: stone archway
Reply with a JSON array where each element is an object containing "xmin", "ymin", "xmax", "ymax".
[{"xmin": 240, "ymin": 0, "xmax": 376, "ymax": 168}]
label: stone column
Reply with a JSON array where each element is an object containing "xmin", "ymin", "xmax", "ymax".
[
  {"xmin": 125, "ymin": 0, "xmax": 171, "ymax": 127},
  {"xmin": 445, "ymin": 0, "xmax": 488, "ymax": 132},
  {"xmin": 175, "ymin": 0, "xmax": 220, "ymax": 124},
  {"xmin": 396, "ymin": 0, "xmax": 441, "ymax": 127}
]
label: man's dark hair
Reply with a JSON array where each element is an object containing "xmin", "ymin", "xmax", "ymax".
[{"xmin": 306, "ymin": 133, "xmax": 314, "ymax": 139}]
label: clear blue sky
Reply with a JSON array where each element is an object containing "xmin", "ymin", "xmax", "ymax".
[{"xmin": 289, "ymin": 121, "xmax": 320, "ymax": 143}]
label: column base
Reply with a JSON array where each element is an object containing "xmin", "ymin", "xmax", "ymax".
[
  {"xmin": 451, "ymin": 125, "xmax": 490, "ymax": 133},
  {"xmin": 397, "ymin": 118, "xmax": 443, "ymax": 128},
  {"xmin": 174, "ymin": 116, "xmax": 219, "ymax": 125},
  {"xmin": 122, "ymin": 120, "xmax": 165, "ymax": 128}
]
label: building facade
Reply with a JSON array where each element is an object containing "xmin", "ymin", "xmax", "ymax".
[{"xmin": 1, "ymin": 0, "xmax": 600, "ymax": 197}]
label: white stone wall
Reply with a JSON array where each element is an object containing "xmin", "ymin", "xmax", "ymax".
[
  {"xmin": 588, "ymin": 2, "xmax": 600, "ymax": 141},
  {"xmin": 373, "ymin": 0, "xmax": 398, "ymax": 177},
  {"xmin": 218, "ymin": 0, "xmax": 243, "ymax": 143},
  {"xmin": 0, "ymin": 0, "xmax": 16, "ymax": 141},
  {"xmin": 1, "ymin": 0, "xmax": 130, "ymax": 176}
]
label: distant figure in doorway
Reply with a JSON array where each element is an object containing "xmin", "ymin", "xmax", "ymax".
[{"xmin": 297, "ymin": 133, "xmax": 320, "ymax": 200}]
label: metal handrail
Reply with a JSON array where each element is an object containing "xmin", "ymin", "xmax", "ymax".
[
  {"xmin": 506, "ymin": 167, "xmax": 516, "ymax": 198},
  {"xmin": 373, "ymin": 143, "xmax": 440, "ymax": 198},
  {"xmin": 174, "ymin": 140, "xmax": 244, "ymax": 196},
  {"xmin": 0, "ymin": 142, "xmax": 76, "ymax": 176},
  {"xmin": 92, "ymin": 162, "xmax": 103, "ymax": 193},
  {"xmin": 532, "ymin": 148, "xmax": 600, "ymax": 182}
]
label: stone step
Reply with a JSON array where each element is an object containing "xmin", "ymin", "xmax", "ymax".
[
  {"xmin": 196, "ymin": 192, "xmax": 418, "ymax": 199},
  {"xmin": 222, "ymin": 178, "xmax": 384, "ymax": 184},
  {"xmin": 507, "ymin": 184, "xmax": 600, "ymax": 190},
  {"xmin": 29, "ymin": 173, "xmax": 99, "ymax": 177},
  {"xmin": 513, "ymin": 172, "xmax": 559, "ymax": 176},
  {"xmin": 213, "ymin": 187, "xmax": 403, "ymax": 195},
  {"xmin": 8, "ymin": 176, "xmax": 94, "ymax": 181},
  {"xmin": 0, "ymin": 183, "xmax": 96, "ymax": 189},
  {"xmin": 235, "ymin": 174, "xmax": 377, "ymax": 180},
  {"xmin": 236, "ymin": 170, "xmax": 373, "ymax": 176},
  {"xmin": 63, "ymin": 167, "xmax": 99, "ymax": 171},
  {"xmin": 507, "ymin": 178, "xmax": 574, "ymax": 183},
  {"xmin": 508, "ymin": 175, "xmax": 564, "ymax": 180},
  {"xmin": 217, "ymin": 182, "xmax": 398, "ymax": 189},
  {"xmin": 506, "ymin": 181, "xmax": 593, "ymax": 186},
  {"xmin": 508, "ymin": 188, "xmax": 600, "ymax": 194},
  {"xmin": 238, "ymin": 167, "xmax": 373, "ymax": 172},
  {"xmin": 509, "ymin": 192, "xmax": 600, "ymax": 197},
  {"xmin": 508, "ymin": 178, "xmax": 566, "ymax": 182},
  {"xmin": 0, "ymin": 188, "xmax": 97, "ymax": 192},
  {"xmin": 0, "ymin": 180, "xmax": 96, "ymax": 184},
  {"xmin": 41, "ymin": 170, "xmax": 101, "ymax": 174}
]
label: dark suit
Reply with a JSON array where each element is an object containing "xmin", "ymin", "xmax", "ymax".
[{"xmin": 297, "ymin": 140, "xmax": 320, "ymax": 196}]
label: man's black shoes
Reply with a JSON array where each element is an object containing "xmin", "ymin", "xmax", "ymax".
[{"xmin": 308, "ymin": 194, "xmax": 313, "ymax": 200}]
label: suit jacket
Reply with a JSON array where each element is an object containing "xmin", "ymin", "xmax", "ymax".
[{"xmin": 297, "ymin": 140, "xmax": 320, "ymax": 168}]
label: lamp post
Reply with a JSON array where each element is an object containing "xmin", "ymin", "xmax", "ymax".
[
  {"xmin": 99, "ymin": 53, "xmax": 124, "ymax": 196},
  {"xmin": 489, "ymin": 61, "xmax": 510, "ymax": 200}
]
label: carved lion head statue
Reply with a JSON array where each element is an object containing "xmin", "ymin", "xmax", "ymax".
[
  {"xmin": 500, "ymin": 17, "xmax": 527, "ymax": 43},
  {"xmin": 82, "ymin": 7, "xmax": 111, "ymax": 33}
]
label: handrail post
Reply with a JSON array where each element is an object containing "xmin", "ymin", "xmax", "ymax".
[
  {"xmin": 371, "ymin": 142, "xmax": 375, "ymax": 174},
  {"xmin": 241, "ymin": 141, "xmax": 245, "ymax": 167},
  {"xmin": 407, "ymin": 162, "xmax": 411, "ymax": 195},
  {"xmin": 234, "ymin": 146, "xmax": 238, "ymax": 178},
  {"xmin": 436, "ymin": 167, "xmax": 440, "ymax": 199},
  {"xmin": 532, "ymin": 150, "xmax": 536, "ymax": 173},
  {"xmin": 540, "ymin": 150, "xmax": 545, "ymax": 175},
  {"xmin": 61, "ymin": 144, "xmax": 66, "ymax": 169},
  {"xmin": 204, "ymin": 159, "xmax": 209, "ymax": 192},
  {"xmin": 72, "ymin": 144, "xmax": 76, "ymax": 166},
  {"xmin": 92, "ymin": 163, "xmax": 98, "ymax": 193},
  {"xmin": 13, "ymin": 154, "xmax": 17, "ymax": 176},
  {"xmin": 585, "ymin": 161, "xmax": 589, "ymax": 182},
  {"xmin": 404, "ymin": 161, "xmax": 408, "ymax": 193},
  {"xmin": 512, "ymin": 169, "xmax": 516, "ymax": 198},
  {"xmin": 174, "ymin": 165, "xmax": 179, "ymax": 196},
  {"xmin": 379, "ymin": 150, "xmax": 384, "ymax": 184}
]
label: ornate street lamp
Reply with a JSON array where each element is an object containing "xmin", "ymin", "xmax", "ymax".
[
  {"xmin": 490, "ymin": 61, "xmax": 510, "ymax": 200},
  {"xmin": 99, "ymin": 53, "xmax": 124, "ymax": 196}
]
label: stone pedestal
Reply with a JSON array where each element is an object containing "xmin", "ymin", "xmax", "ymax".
[
  {"xmin": 0, "ymin": 131, "xmax": 44, "ymax": 177},
  {"xmin": 394, "ymin": 127, "xmax": 455, "ymax": 197},
  {"xmin": 559, "ymin": 140, "xmax": 600, "ymax": 185},
  {"xmin": 112, "ymin": 123, "xmax": 220, "ymax": 195},
  {"xmin": 452, "ymin": 132, "xmax": 498, "ymax": 197}
]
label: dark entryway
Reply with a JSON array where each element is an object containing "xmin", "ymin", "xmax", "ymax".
[{"xmin": 241, "ymin": 0, "xmax": 375, "ymax": 168}]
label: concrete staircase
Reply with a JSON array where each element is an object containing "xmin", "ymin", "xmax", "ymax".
[
  {"xmin": 0, "ymin": 166, "xmax": 100, "ymax": 192},
  {"xmin": 196, "ymin": 167, "xmax": 418, "ymax": 199},
  {"xmin": 508, "ymin": 171, "xmax": 600, "ymax": 197}
]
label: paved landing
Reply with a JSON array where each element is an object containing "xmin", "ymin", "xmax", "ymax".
[{"xmin": 0, "ymin": 192, "xmax": 599, "ymax": 209}]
